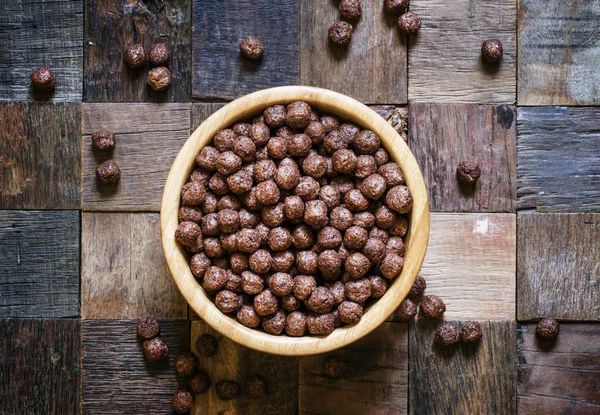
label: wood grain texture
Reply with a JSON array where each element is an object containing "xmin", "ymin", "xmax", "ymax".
[
  {"xmin": 409, "ymin": 104, "xmax": 517, "ymax": 212},
  {"xmin": 300, "ymin": 0, "xmax": 407, "ymax": 104},
  {"xmin": 0, "ymin": 102, "xmax": 81, "ymax": 209},
  {"xmin": 82, "ymin": 212, "xmax": 187, "ymax": 319},
  {"xmin": 412, "ymin": 213, "xmax": 516, "ymax": 321},
  {"xmin": 409, "ymin": 0, "xmax": 516, "ymax": 103},
  {"xmin": 517, "ymin": 213, "xmax": 600, "ymax": 321},
  {"xmin": 82, "ymin": 320, "xmax": 189, "ymax": 414},
  {"xmin": 518, "ymin": 323, "xmax": 600, "ymax": 413},
  {"xmin": 0, "ymin": 319, "xmax": 80, "ymax": 414},
  {"xmin": 192, "ymin": 0, "xmax": 299, "ymax": 100},
  {"xmin": 299, "ymin": 322, "xmax": 408, "ymax": 415},
  {"xmin": 0, "ymin": 211, "xmax": 79, "ymax": 318},
  {"xmin": 410, "ymin": 320, "xmax": 517, "ymax": 415},
  {"xmin": 191, "ymin": 103, "xmax": 225, "ymax": 131},
  {"xmin": 84, "ymin": 0, "xmax": 191, "ymax": 102},
  {"xmin": 82, "ymin": 103, "xmax": 190, "ymax": 211},
  {"xmin": 370, "ymin": 105, "xmax": 408, "ymax": 141},
  {"xmin": 518, "ymin": 0, "xmax": 600, "ymax": 105},
  {"xmin": 0, "ymin": 0, "xmax": 83, "ymax": 101},
  {"xmin": 191, "ymin": 321, "xmax": 298, "ymax": 415},
  {"xmin": 517, "ymin": 107, "xmax": 600, "ymax": 212}
]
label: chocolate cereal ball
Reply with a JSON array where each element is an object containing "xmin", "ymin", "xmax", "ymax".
[
  {"xmin": 460, "ymin": 321, "xmax": 483, "ymax": 343},
  {"xmin": 256, "ymin": 180, "xmax": 281, "ymax": 205},
  {"xmin": 227, "ymin": 169, "xmax": 253, "ymax": 194},
  {"xmin": 240, "ymin": 37, "xmax": 265, "ymax": 60},
  {"xmin": 196, "ymin": 333, "xmax": 218, "ymax": 357},
  {"xmin": 216, "ymin": 380, "xmax": 241, "ymax": 401},
  {"xmin": 262, "ymin": 203, "xmax": 285, "ymax": 227},
  {"xmin": 245, "ymin": 375, "xmax": 268, "ymax": 399},
  {"xmin": 318, "ymin": 250, "xmax": 342, "ymax": 279},
  {"xmin": 384, "ymin": 0, "xmax": 408, "ymax": 14},
  {"xmin": 420, "ymin": 295, "xmax": 446, "ymax": 319},
  {"xmin": 236, "ymin": 304, "xmax": 262, "ymax": 328},
  {"xmin": 293, "ymin": 275, "xmax": 317, "ymax": 300},
  {"xmin": 254, "ymin": 160, "xmax": 277, "ymax": 182},
  {"xmin": 91, "ymin": 130, "xmax": 115, "ymax": 151},
  {"xmin": 456, "ymin": 160, "xmax": 481, "ymax": 185},
  {"xmin": 262, "ymin": 309, "xmax": 287, "ymax": 335},
  {"xmin": 203, "ymin": 237, "xmax": 223, "ymax": 257},
  {"xmin": 286, "ymin": 311, "xmax": 307, "ymax": 336},
  {"xmin": 435, "ymin": 323, "xmax": 459, "ymax": 347},
  {"xmin": 149, "ymin": 43, "xmax": 170, "ymax": 66},
  {"xmin": 269, "ymin": 272, "xmax": 294, "ymax": 296},
  {"xmin": 319, "ymin": 185, "xmax": 341, "ymax": 208},
  {"xmin": 209, "ymin": 173, "xmax": 230, "ymax": 195},
  {"xmin": 217, "ymin": 209, "xmax": 240, "ymax": 233},
  {"xmin": 345, "ymin": 189, "xmax": 369, "ymax": 212},
  {"xmin": 386, "ymin": 236, "xmax": 405, "ymax": 256},
  {"xmin": 189, "ymin": 371, "xmax": 211, "ymax": 394},
  {"xmin": 380, "ymin": 253, "xmax": 403, "ymax": 279},
  {"xmin": 306, "ymin": 312, "xmax": 335, "ymax": 335},
  {"xmin": 196, "ymin": 146, "xmax": 220, "ymax": 171},
  {"xmin": 268, "ymin": 227, "xmax": 292, "ymax": 251},
  {"xmin": 355, "ymin": 155, "xmax": 377, "ymax": 179},
  {"xmin": 345, "ymin": 252, "xmax": 371, "ymax": 279},
  {"xmin": 96, "ymin": 159, "xmax": 121, "ymax": 184},
  {"xmin": 147, "ymin": 67, "xmax": 172, "ymax": 91},
  {"xmin": 190, "ymin": 253, "xmax": 211, "ymax": 278},
  {"xmin": 31, "ymin": 67, "xmax": 56, "ymax": 91},
  {"xmin": 201, "ymin": 213, "xmax": 219, "ymax": 236},
  {"xmin": 375, "ymin": 205, "xmax": 397, "ymax": 229},
  {"xmin": 286, "ymin": 101, "xmax": 312, "ymax": 129},
  {"xmin": 172, "ymin": 390, "xmax": 194, "ymax": 413},
  {"xmin": 232, "ymin": 136, "xmax": 256, "ymax": 162},
  {"xmin": 296, "ymin": 250, "xmax": 319, "ymax": 274},
  {"xmin": 284, "ymin": 195, "xmax": 305, "ymax": 221},
  {"xmin": 353, "ymin": 211, "xmax": 375, "ymax": 229},
  {"xmin": 536, "ymin": 318, "xmax": 560, "ymax": 340},
  {"xmin": 249, "ymin": 249, "xmax": 272, "ymax": 274},
  {"xmin": 344, "ymin": 226, "xmax": 369, "ymax": 249},
  {"xmin": 124, "ymin": 44, "xmax": 146, "ymax": 68},
  {"xmin": 374, "ymin": 148, "xmax": 389, "ymax": 166},
  {"xmin": 329, "ymin": 21, "xmax": 353, "ymax": 46},
  {"xmin": 179, "ymin": 206, "xmax": 202, "ymax": 223},
  {"xmin": 395, "ymin": 298, "xmax": 417, "ymax": 322},
  {"xmin": 254, "ymin": 289, "xmax": 279, "ymax": 316},
  {"xmin": 264, "ymin": 105, "xmax": 287, "ymax": 128},
  {"xmin": 213, "ymin": 129, "xmax": 236, "ymax": 152},
  {"xmin": 408, "ymin": 275, "xmax": 427, "ymax": 299},
  {"xmin": 307, "ymin": 287, "xmax": 335, "ymax": 314},
  {"xmin": 481, "ymin": 39, "xmax": 503, "ymax": 64},
  {"xmin": 216, "ymin": 151, "xmax": 242, "ymax": 176},
  {"xmin": 276, "ymin": 164, "xmax": 301, "ymax": 191},
  {"xmin": 281, "ymin": 294, "xmax": 301, "ymax": 312},
  {"xmin": 363, "ymin": 237, "xmax": 386, "ymax": 264},
  {"xmin": 369, "ymin": 275, "xmax": 388, "ymax": 298},
  {"xmin": 332, "ymin": 149, "xmax": 357, "ymax": 175},
  {"xmin": 175, "ymin": 221, "xmax": 201, "ymax": 247},
  {"xmin": 324, "ymin": 355, "xmax": 346, "ymax": 377},
  {"xmin": 321, "ymin": 115, "xmax": 340, "ymax": 133},
  {"xmin": 272, "ymin": 251, "xmax": 294, "ymax": 272},
  {"xmin": 203, "ymin": 266, "xmax": 227, "ymax": 293},
  {"xmin": 241, "ymin": 271, "xmax": 264, "ymax": 295},
  {"xmin": 339, "ymin": 301, "xmax": 363, "ymax": 324},
  {"xmin": 289, "ymin": 134, "xmax": 312, "ymax": 157},
  {"xmin": 216, "ymin": 290, "xmax": 242, "ymax": 313},
  {"xmin": 344, "ymin": 278, "xmax": 371, "ymax": 303},
  {"xmin": 303, "ymin": 154, "xmax": 328, "ymax": 178},
  {"xmin": 353, "ymin": 130, "xmax": 380, "ymax": 155},
  {"xmin": 295, "ymin": 176, "xmax": 320, "ymax": 201},
  {"xmin": 175, "ymin": 352, "xmax": 199, "ymax": 377},
  {"xmin": 267, "ymin": 136, "xmax": 288, "ymax": 159},
  {"xmin": 330, "ymin": 206, "xmax": 353, "ymax": 231},
  {"xmin": 225, "ymin": 270, "xmax": 243, "ymax": 293},
  {"xmin": 292, "ymin": 225, "xmax": 314, "ymax": 249},
  {"xmin": 359, "ymin": 174, "xmax": 387, "ymax": 200},
  {"xmin": 318, "ymin": 226, "xmax": 343, "ymax": 249},
  {"xmin": 339, "ymin": 0, "xmax": 362, "ymax": 20},
  {"xmin": 305, "ymin": 121, "xmax": 326, "ymax": 144},
  {"xmin": 389, "ymin": 215, "xmax": 409, "ymax": 237},
  {"xmin": 378, "ymin": 162, "xmax": 405, "ymax": 188},
  {"xmin": 304, "ymin": 200, "xmax": 328, "ymax": 229},
  {"xmin": 398, "ymin": 11, "xmax": 421, "ymax": 35},
  {"xmin": 385, "ymin": 185, "xmax": 413, "ymax": 214},
  {"xmin": 143, "ymin": 337, "xmax": 169, "ymax": 362},
  {"xmin": 137, "ymin": 318, "xmax": 160, "ymax": 339},
  {"xmin": 181, "ymin": 181, "xmax": 207, "ymax": 206}
]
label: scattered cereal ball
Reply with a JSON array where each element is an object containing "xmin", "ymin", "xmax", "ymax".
[
  {"xmin": 264, "ymin": 105, "xmax": 287, "ymax": 128},
  {"xmin": 189, "ymin": 371, "xmax": 211, "ymax": 394},
  {"xmin": 338, "ymin": 301, "xmax": 363, "ymax": 324},
  {"xmin": 227, "ymin": 169, "xmax": 253, "ymax": 194},
  {"xmin": 175, "ymin": 221, "xmax": 201, "ymax": 247},
  {"xmin": 216, "ymin": 151, "xmax": 242, "ymax": 176},
  {"xmin": 385, "ymin": 185, "xmax": 413, "ymax": 214},
  {"xmin": 269, "ymin": 272, "xmax": 294, "ymax": 296},
  {"xmin": 355, "ymin": 155, "xmax": 377, "ymax": 179},
  {"xmin": 96, "ymin": 159, "xmax": 121, "ymax": 184},
  {"xmin": 318, "ymin": 250, "xmax": 342, "ymax": 279},
  {"xmin": 295, "ymin": 250, "xmax": 318, "ymax": 274},
  {"xmin": 385, "ymin": 236, "xmax": 405, "ymax": 256},
  {"xmin": 344, "ymin": 278, "xmax": 371, "ymax": 303},
  {"xmin": 262, "ymin": 309, "xmax": 287, "ymax": 335},
  {"xmin": 456, "ymin": 160, "xmax": 481, "ymax": 185},
  {"xmin": 345, "ymin": 252, "xmax": 371, "ymax": 279},
  {"xmin": 175, "ymin": 352, "xmax": 199, "ymax": 377},
  {"xmin": 143, "ymin": 337, "xmax": 169, "ymax": 362},
  {"xmin": 460, "ymin": 321, "xmax": 483, "ymax": 343},
  {"xmin": 362, "ymin": 237, "xmax": 386, "ymax": 264},
  {"xmin": 124, "ymin": 44, "xmax": 146, "ymax": 68},
  {"xmin": 408, "ymin": 275, "xmax": 426, "ymax": 300},
  {"xmin": 339, "ymin": 0, "xmax": 362, "ymax": 20},
  {"xmin": 359, "ymin": 174, "xmax": 387, "ymax": 200},
  {"xmin": 216, "ymin": 290, "xmax": 242, "ymax": 313},
  {"xmin": 291, "ymin": 275, "xmax": 315, "ymax": 301},
  {"xmin": 324, "ymin": 355, "xmax": 346, "ymax": 377},
  {"xmin": 91, "ymin": 130, "xmax": 115, "ymax": 151},
  {"xmin": 344, "ymin": 189, "xmax": 369, "ymax": 212},
  {"xmin": 306, "ymin": 312, "xmax": 336, "ymax": 335},
  {"xmin": 378, "ymin": 162, "xmax": 405, "ymax": 188},
  {"xmin": 256, "ymin": 180, "xmax": 281, "ymax": 205},
  {"xmin": 196, "ymin": 333, "xmax": 218, "ymax": 356},
  {"xmin": 481, "ymin": 39, "xmax": 503, "ymax": 64},
  {"xmin": 202, "ymin": 266, "xmax": 227, "ymax": 293},
  {"xmin": 240, "ymin": 37, "xmax": 265, "ymax": 60},
  {"xmin": 137, "ymin": 318, "xmax": 160, "ymax": 339},
  {"xmin": 374, "ymin": 148, "xmax": 390, "ymax": 166},
  {"xmin": 435, "ymin": 323, "xmax": 460, "ymax": 347},
  {"xmin": 368, "ymin": 275, "xmax": 388, "ymax": 298},
  {"xmin": 286, "ymin": 101, "xmax": 312, "ymax": 129},
  {"xmin": 172, "ymin": 390, "xmax": 194, "ymax": 413},
  {"xmin": 398, "ymin": 11, "xmax": 421, "ymax": 35},
  {"xmin": 304, "ymin": 200, "xmax": 328, "ymax": 229},
  {"xmin": 149, "ymin": 43, "xmax": 170, "ymax": 66},
  {"xmin": 237, "ymin": 305, "xmax": 262, "ymax": 328},
  {"xmin": 332, "ymin": 149, "xmax": 357, "ymax": 174},
  {"xmin": 420, "ymin": 295, "xmax": 446, "ymax": 319},
  {"xmin": 254, "ymin": 289, "xmax": 279, "ymax": 316},
  {"xmin": 249, "ymin": 249, "xmax": 272, "ymax": 273},
  {"xmin": 329, "ymin": 21, "xmax": 353, "ymax": 46},
  {"xmin": 289, "ymin": 134, "xmax": 312, "ymax": 157},
  {"xmin": 395, "ymin": 298, "xmax": 417, "ymax": 322},
  {"xmin": 353, "ymin": 130, "xmax": 380, "ymax": 155},
  {"xmin": 384, "ymin": 0, "xmax": 408, "ymax": 14},
  {"xmin": 31, "ymin": 67, "xmax": 56, "ymax": 91},
  {"xmin": 536, "ymin": 318, "xmax": 560, "ymax": 340},
  {"xmin": 286, "ymin": 311, "xmax": 307, "ymax": 336},
  {"xmin": 245, "ymin": 375, "xmax": 268, "ymax": 399},
  {"xmin": 307, "ymin": 286, "xmax": 335, "ymax": 314},
  {"xmin": 216, "ymin": 380, "xmax": 241, "ymax": 401},
  {"xmin": 147, "ymin": 67, "xmax": 172, "ymax": 91}
]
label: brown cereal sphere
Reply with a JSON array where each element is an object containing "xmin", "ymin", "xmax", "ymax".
[
  {"xmin": 240, "ymin": 37, "xmax": 265, "ymax": 60},
  {"xmin": 124, "ymin": 44, "xmax": 146, "ymax": 68},
  {"xmin": 359, "ymin": 174, "xmax": 387, "ymax": 200},
  {"xmin": 261, "ymin": 202, "xmax": 285, "ymax": 227},
  {"xmin": 254, "ymin": 289, "xmax": 279, "ymax": 317},
  {"xmin": 235, "ymin": 229, "xmax": 259, "ymax": 253},
  {"xmin": 339, "ymin": 0, "xmax": 362, "ymax": 19},
  {"xmin": 233, "ymin": 122, "xmax": 252, "ymax": 137},
  {"xmin": 295, "ymin": 176, "xmax": 321, "ymax": 201},
  {"xmin": 96, "ymin": 159, "xmax": 121, "ymax": 184},
  {"xmin": 338, "ymin": 301, "xmax": 363, "ymax": 324},
  {"xmin": 344, "ymin": 278, "xmax": 371, "ymax": 303},
  {"xmin": 332, "ymin": 149, "xmax": 357, "ymax": 175},
  {"xmin": 172, "ymin": 390, "xmax": 193, "ymax": 413},
  {"xmin": 181, "ymin": 181, "xmax": 207, "ymax": 206},
  {"xmin": 353, "ymin": 130, "xmax": 380, "ymax": 155},
  {"xmin": 268, "ymin": 227, "xmax": 292, "ymax": 251},
  {"xmin": 375, "ymin": 205, "xmax": 398, "ymax": 229},
  {"xmin": 384, "ymin": 0, "xmax": 408, "ymax": 14},
  {"xmin": 369, "ymin": 227, "xmax": 389, "ymax": 243},
  {"xmin": 216, "ymin": 209, "xmax": 239, "ymax": 233},
  {"xmin": 324, "ymin": 355, "xmax": 346, "ymax": 377},
  {"xmin": 385, "ymin": 185, "xmax": 413, "ymax": 214},
  {"xmin": 143, "ymin": 337, "xmax": 169, "ymax": 362},
  {"xmin": 286, "ymin": 101, "xmax": 312, "ymax": 129},
  {"xmin": 196, "ymin": 333, "xmax": 218, "ymax": 357},
  {"xmin": 395, "ymin": 298, "xmax": 417, "ymax": 322},
  {"xmin": 456, "ymin": 160, "xmax": 481, "ymax": 185},
  {"xmin": 239, "ymin": 208, "xmax": 259, "ymax": 228},
  {"xmin": 149, "ymin": 43, "xmax": 170, "ymax": 66},
  {"xmin": 256, "ymin": 180, "xmax": 281, "ymax": 205},
  {"xmin": 179, "ymin": 206, "xmax": 203, "ymax": 223},
  {"xmin": 353, "ymin": 211, "xmax": 376, "ymax": 229},
  {"xmin": 379, "ymin": 253, "xmax": 404, "ymax": 279},
  {"xmin": 204, "ymin": 237, "xmax": 223, "ymax": 257},
  {"xmin": 296, "ymin": 250, "xmax": 319, "ymax": 274},
  {"xmin": 420, "ymin": 295, "xmax": 446, "ymax": 319},
  {"xmin": 213, "ymin": 129, "xmax": 236, "ymax": 152},
  {"xmin": 305, "ymin": 121, "xmax": 326, "ymax": 144},
  {"xmin": 245, "ymin": 375, "xmax": 268, "ymax": 399},
  {"xmin": 91, "ymin": 130, "xmax": 115, "ymax": 151},
  {"xmin": 304, "ymin": 200, "xmax": 328, "ymax": 229},
  {"xmin": 267, "ymin": 136, "xmax": 288, "ymax": 159},
  {"xmin": 306, "ymin": 312, "xmax": 335, "ymax": 335},
  {"xmin": 344, "ymin": 226, "xmax": 369, "ymax": 249},
  {"xmin": 215, "ymin": 151, "xmax": 242, "ymax": 176},
  {"xmin": 319, "ymin": 185, "xmax": 341, "ymax": 209},
  {"xmin": 175, "ymin": 352, "xmax": 199, "ymax": 377},
  {"xmin": 435, "ymin": 323, "xmax": 460, "ymax": 347},
  {"xmin": 289, "ymin": 134, "xmax": 312, "ymax": 157},
  {"xmin": 137, "ymin": 318, "xmax": 160, "ymax": 339},
  {"xmin": 292, "ymin": 275, "xmax": 317, "ymax": 300},
  {"xmin": 262, "ymin": 309, "xmax": 287, "ymax": 335},
  {"xmin": 330, "ymin": 176, "xmax": 354, "ymax": 193},
  {"xmin": 236, "ymin": 304, "xmax": 262, "ymax": 328},
  {"xmin": 320, "ymin": 115, "xmax": 340, "ymax": 133},
  {"xmin": 190, "ymin": 253, "xmax": 211, "ymax": 278},
  {"xmin": 203, "ymin": 266, "xmax": 227, "ymax": 293},
  {"xmin": 227, "ymin": 169, "xmax": 253, "ymax": 194},
  {"xmin": 339, "ymin": 123, "xmax": 360, "ymax": 142},
  {"xmin": 330, "ymin": 206, "xmax": 354, "ymax": 231},
  {"xmin": 326, "ymin": 281, "xmax": 346, "ymax": 306},
  {"xmin": 225, "ymin": 270, "xmax": 243, "ymax": 293},
  {"xmin": 481, "ymin": 39, "xmax": 503, "ymax": 64},
  {"xmin": 202, "ymin": 193, "xmax": 219, "ymax": 214},
  {"xmin": 232, "ymin": 136, "xmax": 256, "ymax": 162},
  {"xmin": 264, "ymin": 105, "xmax": 287, "ymax": 128},
  {"xmin": 318, "ymin": 250, "xmax": 342, "ymax": 279},
  {"xmin": 307, "ymin": 286, "xmax": 335, "ymax": 314},
  {"xmin": 272, "ymin": 251, "xmax": 295, "ymax": 272},
  {"xmin": 190, "ymin": 168, "xmax": 212, "ymax": 185},
  {"xmin": 378, "ymin": 162, "xmax": 405, "ymax": 188},
  {"xmin": 302, "ymin": 154, "xmax": 328, "ymax": 179},
  {"xmin": 389, "ymin": 215, "xmax": 409, "ymax": 237},
  {"xmin": 398, "ymin": 11, "xmax": 421, "ymax": 35},
  {"xmin": 386, "ymin": 236, "xmax": 405, "ymax": 257},
  {"xmin": 216, "ymin": 380, "xmax": 241, "ymax": 401},
  {"xmin": 249, "ymin": 249, "xmax": 272, "ymax": 274},
  {"xmin": 345, "ymin": 252, "xmax": 371, "ymax": 279},
  {"xmin": 216, "ymin": 290, "xmax": 242, "ymax": 314},
  {"xmin": 363, "ymin": 237, "xmax": 386, "ymax": 264},
  {"xmin": 369, "ymin": 275, "xmax": 388, "ymax": 298},
  {"xmin": 269, "ymin": 272, "xmax": 294, "ymax": 296},
  {"xmin": 31, "ymin": 66, "xmax": 56, "ymax": 91},
  {"xmin": 189, "ymin": 371, "xmax": 211, "ymax": 394},
  {"xmin": 175, "ymin": 221, "xmax": 201, "ymax": 247},
  {"xmin": 254, "ymin": 160, "xmax": 277, "ymax": 183},
  {"xmin": 276, "ymin": 165, "xmax": 301, "ymax": 191},
  {"xmin": 284, "ymin": 195, "xmax": 305, "ymax": 221},
  {"xmin": 408, "ymin": 275, "xmax": 427, "ymax": 300},
  {"xmin": 317, "ymin": 227, "xmax": 343, "ymax": 249},
  {"xmin": 242, "ymin": 187, "xmax": 263, "ymax": 211},
  {"xmin": 329, "ymin": 21, "xmax": 353, "ymax": 46},
  {"xmin": 147, "ymin": 67, "xmax": 172, "ymax": 91},
  {"xmin": 344, "ymin": 189, "xmax": 370, "ymax": 212},
  {"xmin": 460, "ymin": 321, "xmax": 483, "ymax": 343},
  {"xmin": 196, "ymin": 146, "xmax": 220, "ymax": 171},
  {"xmin": 536, "ymin": 318, "xmax": 560, "ymax": 340},
  {"xmin": 355, "ymin": 155, "xmax": 377, "ymax": 179},
  {"xmin": 281, "ymin": 294, "xmax": 301, "ymax": 312},
  {"xmin": 374, "ymin": 148, "xmax": 389, "ymax": 166},
  {"xmin": 241, "ymin": 271, "xmax": 264, "ymax": 295},
  {"xmin": 250, "ymin": 122, "xmax": 270, "ymax": 147},
  {"xmin": 254, "ymin": 222, "xmax": 271, "ymax": 246},
  {"xmin": 286, "ymin": 311, "xmax": 307, "ymax": 336},
  {"xmin": 292, "ymin": 224, "xmax": 314, "ymax": 249}
]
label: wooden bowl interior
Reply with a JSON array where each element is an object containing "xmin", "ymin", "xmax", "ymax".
[{"xmin": 161, "ymin": 86, "xmax": 430, "ymax": 356}]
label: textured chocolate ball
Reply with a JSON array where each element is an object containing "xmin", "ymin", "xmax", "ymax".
[
  {"xmin": 147, "ymin": 67, "xmax": 172, "ymax": 91},
  {"xmin": 385, "ymin": 185, "xmax": 413, "ymax": 214},
  {"xmin": 345, "ymin": 252, "xmax": 371, "ymax": 279},
  {"xmin": 264, "ymin": 105, "xmax": 287, "ymax": 128},
  {"xmin": 149, "ymin": 43, "xmax": 170, "ymax": 66},
  {"xmin": 215, "ymin": 290, "xmax": 242, "ymax": 314},
  {"xmin": 269, "ymin": 272, "xmax": 294, "ymax": 296},
  {"xmin": 359, "ymin": 174, "xmax": 387, "ymax": 200},
  {"xmin": 296, "ymin": 250, "xmax": 319, "ymax": 274},
  {"xmin": 91, "ymin": 130, "xmax": 116, "ymax": 151},
  {"xmin": 236, "ymin": 304, "xmax": 262, "ymax": 328},
  {"xmin": 96, "ymin": 159, "xmax": 121, "ymax": 184},
  {"xmin": 175, "ymin": 221, "xmax": 201, "ymax": 247},
  {"xmin": 329, "ymin": 21, "xmax": 354, "ymax": 46},
  {"xmin": 420, "ymin": 295, "xmax": 446, "ymax": 319},
  {"xmin": 344, "ymin": 189, "xmax": 369, "ymax": 212},
  {"xmin": 330, "ymin": 206, "xmax": 354, "ymax": 231},
  {"xmin": 216, "ymin": 380, "xmax": 241, "ymax": 401},
  {"xmin": 398, "ymin": 11, "xmax": 421, "ymax": 35},
  {"xmin": 189, "ymin": 371, "xmax": 211, "ymax": 394},
  {"xmin": 286, "ymin": 311, "xmax": 307, "ymax": 336},
  {"xmin": 292, "ymin": 225, "xmax": 315, "ymax": 249},
  {"xmin": 385, "ymin": 236, "xmax": 405, "ymax": 257},
  {"xmin": 536, "ymin": 318, "xmax": 560, "ymax": 340},
  {"xmin": 256, "ymin": 180, "xmax": 281, "ymax": 205},
  {"xmin": 395, "ymin": 298, "xmax": 417, "ymax": 322},
  {"xmin": 307, "ymin": 286, "xmax": 335, "ymax": 314},
  {"xmin": 362, "ymin": 237, "xmax": 386, "ymax": 264},
  {"xmin": 317, "ymin": 226, "xmax": 343, "ymax": 249},
  {"xmin": 172, "ymin": 390, "xmax": 194, "ymax": 413},
  {"xmin": 240, "ymin": 37, "xmax": 265, "ymax": 60},
  {"xmin": 435, "ymin": 323, "xmax": 460, "ymax": 347},
  {"xmin": 286, "ymin": 101, "xmax": 312, "ymax": 129},
  {"xmin": 344, "ymin": 278, "xmax": 371, "ymax": 303},
  {"xmin": 175, "ymin": 352, "xmax": 199, "ymax": 377},
  {"xmin": 456, "ymin": 160, "xmax": 481, "ymax": 185},
  {"xmin": 249, "ymin": 249, "xmax": 272, "ymax": 274},
  {"xmin": 306, "ymin": 312, "xmax": 335, "ymax": 335},
  {"xmin": 31, "ymin": 67, "xmax": 56, "ymax": 91},
  {"xmin": 272, "ymin": 250, "xmax": 295, "ymax": 272},
  {"xmin": 143, "ymin": 337, "xmax": 169, "ymax": 362},
  {"xmin": 254, "ymin": 289, "xmax": 279, "ymax": 316},
  {"xmin": 384, "ymin": 0, "xmax": 408, "ymax": 14},
  {"xmin": 379, "ymin": 253, "xmax": 404, "ymax": 279},
  {"xmin": 332, "ymin": 149, "xmax": 357, "ymax": 175},
  {"xmin": 202, "ymin": 266, "xmax": 228, "ymax": 293},
  {"xmin": 481, "ymin": 39, "xmax": 503, "ymax": 64},
  {"xmin": 304, "ymin": 200, "xmax": 328, "ymax": 229},
  {"xmin": 262, "ymin": 309, "xmax": 287, "ymax": 335},
  {"xmin": 339, "ymin": 0, "xmax": 362, "ymax": 20},
  {"xmin": 137, "ymin": 318, "xmax": 160, "ymax": 339},
  {"xmin": 338, "ymin": 301, "xmax": 363, "ymax": 324},
  {"xmin": 408, "ymin": 275, "xmax": 427, "ymax": 300},
  {"xmin": 368, "ymin": 275, "xmax": 388, "ymax": 298},
  {"xmin": 460, "ymin": 321, "xmax": 483, "ymax": 343},
  {"xmin": 124, "ymin": 44, "xmax": 146, "ymax": 68}
]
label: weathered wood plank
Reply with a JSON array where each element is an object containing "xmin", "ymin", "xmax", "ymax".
[
  {"xmin": 0, "ymin": 319, "xmax": 81, "ymax": 414},
  {"xmin": 517, "ymin": 107, "xmax": 600, "ymax": 213},
  {"xmin": 408, "ymin": 0, "xmax": 516, "ymax": 103},
  {"xmin": 191, "ymin": 321, "xmax": 298, "ymax": 415},
  {"xmin": 192, "ymin": 0, "xmax": 299, "ymax": 100},
  {"xmin": 82, "ymin": 320, "xmax": 190, "ymax": 414},
  {"xmin": 81, "ymin": 212, "xmax": 188, "ymax": 319},
  {"xmin": 0, "ymin": 0, "xmax": 83, "ymax": 101},
  {"xmin": 408, "ymin": 213, "xmax": 516, "ymax": 321},
  {"xmin": 409, "ymin": 104, "xmax": 517, "ymax": 212},
  {"xmin": 81, "ymin": 103, "xmax": 190, "ymax": 211},
  {"xmin": 84, "ymin": 0, "xmax": 192, "ymax": 102},
  {"xmin": 370, "ymin": 105, "xmax": 408, "ymax": 141},
  {"xmin": 517, "ymin": 213, "xmax": 600, "ymax": 321},
  {"xmin": 518, "ymin": 0, "xmax": 600, "ymax": 105},
  {"xmin": 410, "ymin": 320, "xmax": 517, "ymax": 415},
  {"xmin": 299, "ymin": 322, "xmax": 408, "ymax": 415},
  {"xmin": 191, "ymin": 103, "xmax": 225, "ymax": 131},
  {"xmin": 517, "ymin": 323, "xmax": 600, "ymax": 413},
  {"xmin": 0, "ymin": 102, "xmax": 81, "ymax": 209},
  {"xmin": 300, "ymin": 0, "xmax": 407, "ymax": 104},
  {"xmin": 0, "ymin": 211, "xmax": 79, "ymax": 318}
]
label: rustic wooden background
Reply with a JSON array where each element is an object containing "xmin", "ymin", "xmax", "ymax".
[{"xmin": 1, "ymin": 0, "xmax": 599, "ymax": 414}]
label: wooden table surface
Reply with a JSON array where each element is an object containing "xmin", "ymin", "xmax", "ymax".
[{"xmin": 1, "ymin": 1, "xmax": 599, "ymax": 414}]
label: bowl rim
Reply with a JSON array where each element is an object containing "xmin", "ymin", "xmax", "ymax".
[{"xmin": 161, "ymin": 86, "xmax": 430, "ymax": 356}]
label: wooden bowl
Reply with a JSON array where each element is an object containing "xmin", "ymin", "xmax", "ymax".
[{"xmin": 161, "ymin": 86, "xmax": 429, "ymax": 356}]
